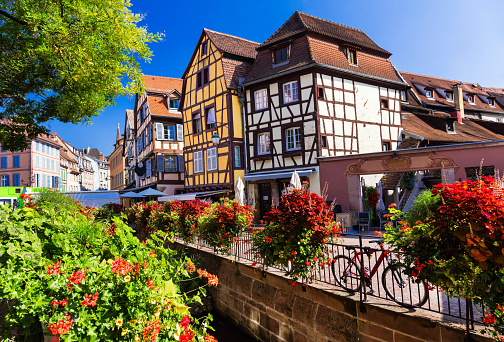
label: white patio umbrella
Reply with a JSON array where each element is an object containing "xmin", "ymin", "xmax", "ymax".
[
  {"xmin": 235, "ymin": 177, "xmax": 245, "ymax": 205},
  {"xmin": 378, "ymin": 181, "xmax": 386, "ymax": 210},
  {"xmin": 290, "ymin": 170, "xmax": 302, "ymax": 190}
]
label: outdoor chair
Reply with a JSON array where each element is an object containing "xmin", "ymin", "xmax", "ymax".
[
  {"xmin": 378, "ymin": 210, "xmax": 390, "ymax": 230},
  {"xmin": 358, "ymin": 211, "xmax": 370, "ymax": 231}
]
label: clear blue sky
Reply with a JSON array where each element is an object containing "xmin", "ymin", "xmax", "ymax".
[{"xmin": 48, "ymin": 0, "xmax": 504, "ymax": 156}]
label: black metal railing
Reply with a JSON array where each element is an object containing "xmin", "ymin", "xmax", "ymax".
[{"xmin": 179, "ymin": 231, "xmax": 483, "ymax": 333}]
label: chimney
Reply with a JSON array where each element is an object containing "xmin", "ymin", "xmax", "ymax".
[
  {"xmin": 86, "ymin": 146, "xmax": 90, "ymax": 154},
  {"xmin": 451, "ymin": 83, "xmax": 465, "ymax": 123}
]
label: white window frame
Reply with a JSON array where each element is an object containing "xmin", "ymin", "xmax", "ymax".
[
  {"xmin": 207, "ymin": 147, "xmax": 217, "ymax": 171},
  {"xmin": 347, "ymin": 48, "xmax": 358, "ymax": 65},
  {"xmin": 257, "ymin": 133, "xmax": 270, "ymax": 155},
  {"xmin": 425, "ymin": 89, "xmax": 434, "ymax": 99},
  {"xmin": 400, "ymin": 91, "xmax": 407, "ymax": 102},
  {"xmin": 164, "ymin": 155, "xmax": 177, "ymax": 172},
  {"xmin": 446, "ymin": 91, "xmax": 454, "ymax": 102},
  {"xmin": 283, "ymin": 81, "xmax": 299, "ymax": 104},
  {"xmin": 0, "ymin": 175, "xmax": 7, "ymax": 187},
  {"xmin": 254, "ymin": 89, "xmax": 268, "ymax": 110},
  {"xmin": 467, "ymin": 94, "xmax": 475, "ymax": 104},
  {"xmin": 488, "ymin": 98, "xmax": 495, "ymax": 107},
  {"xmin": 286, "ymin": 127, "xmax": 301, "ymax": 151},
  {"xmin": 193, "ymin": 151, "xmax": 203, "ymax": 173}
]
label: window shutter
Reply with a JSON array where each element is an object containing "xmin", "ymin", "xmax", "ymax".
[
  {"xmin": 177, "ymin": 124, "xmax": 183, "ymax": 141},
  {"xmin": 6, "ymin": 175, "xmax": 11, "ymax": 186},
  {"xmin": 146, "ymin": 159, "xmax": 151, "ymax": 178},
  {"xmin": 178, "ymin": 154, "xmax": 184, "ymax": 172},
  {"xmin": 157, "ymin": 154, "xmax": 165, "ymax": 172},
  {"xmin": 156, "ymin": 122, "xmax": 163, "ymax": 140}
]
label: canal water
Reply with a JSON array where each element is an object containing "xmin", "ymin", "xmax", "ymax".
[{"xmin": 209, "ymin": 311, "xmax": 260, "ymax": 342}]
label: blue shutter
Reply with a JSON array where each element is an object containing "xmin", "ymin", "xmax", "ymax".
[
  {"xmin": 178, "ymin": 155, "xmax": 184, "ymax": 172},
  {"xmin": 0, "ymin": 157, "xmax": 6, "ymax": 168},
  {"xmin": 13, "ymin": 156, "xmax": 19, "ymax": 168},
  {"xmin": 157, "ymin": 154, "xmax": 165, "ymax": 172},
  {"xmin": 13, "ymin": 174, "xmax": 19, "ymax": 187},
  {"xmin": 5, "ymin": 175, "xmax": 9, "ymax": 187}
]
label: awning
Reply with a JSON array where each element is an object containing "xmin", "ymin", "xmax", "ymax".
[
  {"xmin": 244, "ymin": 168, "xmax": 314, "ymax": 182},
  {"xmin": 158, "ymin": 190, "xmax": 231, "ymax": 202}
]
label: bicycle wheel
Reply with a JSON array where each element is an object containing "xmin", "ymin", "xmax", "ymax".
[
  {"xmin": 382, "ymin": 264, "xmax": 428, "ymax": 308},
  {"xmin": 331, "ymin": 256, "xmax": 362, "ymax": 292}
]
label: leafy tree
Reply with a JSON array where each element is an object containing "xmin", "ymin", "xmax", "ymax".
[{"xmin": 0, "ymin": 0, "xmax": 160, "ymax": 151}]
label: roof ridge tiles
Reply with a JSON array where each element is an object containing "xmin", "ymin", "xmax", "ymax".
[
  {"xmin": 296, "ymin": 11, "xmax": 364, "ymax": 34},
  {"xmin": 141, "ymin": 75, "xmax": 182, "ymax": 80},
  {"xmin": 400, "ymin": 71, "xmax": 481, "ymax": 87},
  {"xmin": 203, "ymin": 28, "xmax": 260, "ymax": 45}
]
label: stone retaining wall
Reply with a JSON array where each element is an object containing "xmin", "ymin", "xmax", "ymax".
[{"xmin": 180, "ymin": 244, "xmax": 491, "ymax": 342}]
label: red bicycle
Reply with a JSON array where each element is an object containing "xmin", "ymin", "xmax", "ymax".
[{"xmin": 331, "ymin": 240, "xmax": 428, "ymax": 308}]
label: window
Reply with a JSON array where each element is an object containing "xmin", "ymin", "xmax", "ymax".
[
  {"xmin": 164, "ymin": 125, "xmax": 176, "ymax": 140},
  {"xmin": 234, "ymin": 146, "xmax": 241, "ymax": 168},
  {"xmin": 170, "ymin": 99, "xmax": 180, "ymax": 109},
  {"xmin": 258, "ymin": 133, "xmax": 270, "ymax": 155},
  {"xmin": 51, "ymin": 160, "xmax": 54, "ymax": 170},
  {"xmin": 318, "ymin": 87, "xmax": 325, "ymax": 100},
  {"xmin": 400, "ymin": 91, "xmax": 407, "ymax": 102},
  {"xmin": 467, "ymin": 94, "xmax": 474, "ymax": 104},
  {"xmin": 347, "ymin": 48, "xmax": 358, "ymax": 65},
  {"xmin": 34, "ymin": 174, "xmax": 39, "ymax": 187},
  {"xmin": 193, "ymin": 112, "xmax": 202, "ymax": 134},
  {"xmin": 488, "ymin": 98, "xmax": 495, "ymax": 106},
  {"xmin": 446, "ymin": 120, "xmax": 455, "ymax": 133},
  {"xmin": 196, "ymin": 68, "xmax": 209, "ymax": 88},
  {"xmin": 0, "ymin": 145, "xmax": 5, "ymax": 152},
  {"xmin": 286, "ymin": 127, "xmax": 301, "ymax": 151},
  {"xmin": 201, "ymin": 42, "xmax": 208, "ymax": 56},
  {"xmin": 380, "ymin": 99, "xmax": 389, "ymax": 109},
  {"xmin": 254, "ymin": 89, "xmax": 268, "ymax": 110},
  {"xmin": 446, "ymin": 91, "xmax": 454, "ymax": 101},
  {"xmin": 283, "ymin": 81, "xmax": 299, "ymax": 103},
  {"xmin": 156, "ymin": 123, "xmax": 182, "ymax": 141},
  {"xmin": 165, "ymin": 155, "xmax": 177, "ymax": 172},
  {"xmin": 36, "ymin": 141, "xmax": 39, "ymax": 151},
  {"xmin": 207, "ymin": 147, "xmax": 217, "ymax": 171},
  {"xmin": 0, "ymin": 157, "xmax": 6, "ymax": 168},
  {"xmin": 273, "ymin": 46, "xmax": 289, "ymax": 64},
  {"xmin": 194, "ymin": 151, "xmax": 203, "ymax": 173},
  {"xmin": 382, "ymin": 142, "xmax": 391, "ymax": 151},
  {"xmin": 36, "ymin": 156, "xmax": 39, "ymax": 167},
  {"xmin": 13, "ymin": 156, "xmax": 19, "ymax": 168},
  {"xmin": 497, "ymin": 118, "xmax": 503, "ymax": 123},
  {"xmin": 0, "ymin": 175, "xmax": 9, "ymax": 187},
  {"xmin": 425, "ymin": 89, "xmax": 434, "ymax": 99},
  {"xmin": 42, "ymin": 143, "xmax": 45, "ymax": 153},
  {"xmin": 146, "ymin": 159, "xmax": 151, "ymax": 178},
  {"xmin": 321, "ymin": 136, "xmax": 327, "ymax": 148},
  {"xmin": 13, "ymin": 174, "xmax": 19, "ymax": 187},
  {"xmin": 205, "ymin": 107, "xmax": 216, "ymax": 129}
]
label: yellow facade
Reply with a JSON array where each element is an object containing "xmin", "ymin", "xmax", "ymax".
[{"xmin": 182, "ymin": 33, "xmax": 245, "ymax": 192}]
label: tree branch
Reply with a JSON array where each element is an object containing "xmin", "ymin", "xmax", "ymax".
[{"xmin": 0, "ymin": 9, "xmax": 29, "ymax": 26}]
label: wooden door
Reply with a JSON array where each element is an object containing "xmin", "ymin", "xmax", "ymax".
[{"xmin": 258, "ymin": 182, "xmax": 272, "ymax": 219}]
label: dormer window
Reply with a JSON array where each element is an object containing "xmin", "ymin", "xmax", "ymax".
[
  {"xmin": 488, "ymin": 97, "xmax": 495, "ymax": 106},
  {"xmin": 347, "ymin": 48, "xmax": 358, "ymax": 65},
  {"xmin": 425, "ymin": 89, "xmax": 434, "ymax": 99},
  {"xmin": 467, "ymin": 94, "xmax": 475, "ymax": 104},
  {"xmin": 446, "ymin": 120, "xmax": 456, "ymax": 133},
  {"xmin": 169, "ymin": 99, "xmax": 179, "ymax": 110},
  {"xmin": 273, "ymin": 46, "xmax": 289, "ymax": 66},
  {"xmin": 446, "ymin": 91, "xmax": 454, "ymax": 101},
  {"xmin": 400, "ymin": 91, "xmax": 407, "ymax": 102}
]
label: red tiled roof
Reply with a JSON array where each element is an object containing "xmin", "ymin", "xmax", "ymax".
[
  {"xmin": 141, "ymin": 75, "xmax": 183, "ymax": 93},
  {"xmin": 245, "ymin": 35, "xmax": 402, "ymax": 84},
  {"xmin": 260, "ymin": 11, "xmax": 391, "ymax": 56},
  {"xmin": 401, "ymin": 72, "xmax": 504, "ymax": 114},
  {"xmin": 308, "ymin": 37, "xmax": 402, "ymax": 83},
  {"xmin": 147, "ymin": 96, "xmax": 182, "ymax": 118},
  {"xmin": 221, "ymin": 58, "xmax": 255, "ymax": 88},
  {"xmin": 204, "ymin": 29, "xmax": 259, "ymax": 60},
  {"xmin": 402, "ymin": 112, "xmax": 504, "ymax": 143}
]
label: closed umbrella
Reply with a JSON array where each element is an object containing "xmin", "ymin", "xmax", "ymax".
[
  {"xmin": 378, "ymin": 181, "xmax": 385, "ymax": 210},
  {"xmin": 290, "ymin": 170, "xmax": 302, "ymax": 190},
  {"xmin": 235, "ymin": 177, "xmax": 245, "ymax": 205}
]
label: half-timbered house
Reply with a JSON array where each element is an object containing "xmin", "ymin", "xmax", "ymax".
[
  {"xmin": 180, "ymin": 29, "xmax": 259, "ymax": 196},
  {"xmin": 242, "ymin": 12, "xmax": 408, "ymax": 218},
  {"xmin": 131, "ymin": 75, "xmax": 184, "ymax": 195}
]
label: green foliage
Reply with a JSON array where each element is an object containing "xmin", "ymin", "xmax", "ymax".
[
  {"xmin": 0, "ymin": 0, "xmax": 160, "ymax": 151},
  {"xmin": 384, "ymin": 177, "xmax": 504, "ymax": 339},
  {"xmin": 406, "ymin": 189, "xmax": 441, "ymax": 227},
  {"xmin": 0, "ymin": 203, "xmax": 217, "ymax": 340},
  {"xmin": 400, "ymin": 171, "xmax": 416, "ymax": 191},
  {"xmin": 32, "ymin": 189, "xmax": 80, "ymax": 214},
  {"xmin": 250, "ymin": 189, "xmax": 339, "ymax": 284},
  {"xmin": 199, "ymin": 199, "xmax": 253, "ymax": 254}
]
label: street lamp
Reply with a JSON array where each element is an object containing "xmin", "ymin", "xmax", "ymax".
[{"xmin": 211, "ymin": 132, "xmax": 220, "ymax": 144}]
